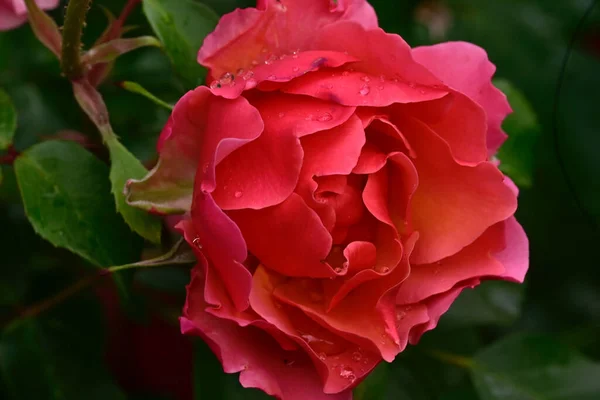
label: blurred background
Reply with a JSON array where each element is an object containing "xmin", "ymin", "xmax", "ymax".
[{"xmin": 1, "ymin": 0, "xmax": 599, "ymax": 399}]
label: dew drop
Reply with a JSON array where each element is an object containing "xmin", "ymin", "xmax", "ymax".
[
  {"xmin": 291, "ymin": 50, "xmax": 299, "ymax": 59},
  {"xmin": 361, "ymin": 76, "xmax": 371, "ymax": 82},
  {"xmin": 242, "ymin": 70, "xmax": 255, "ymax": 80},
  {"xmin": 264, "ymin": 54, "xmax": 278, "ymax": 65},
  {"xmin": 219, "ymin": 72, "xmax": 234, "ymax": 86},
  {"xmin": 305, "ymin": 114, "xmax": 315, "ymax": 121},
  {"xmin": 342, "ymin": 71, "xmax": 350, "ymax": 76},
  {"xmin": 379, "ymin": 74, "xmax": 386, "ymax": 82},
  {"xmin": 292, "ymin": 66, "xmax": 300, "ymax": 72},
  {"xmin": 317, "ymin": 352, "xmax": 327, "ymax": 361},
  {"xmin": 192, "ymin": 237, "xmax": 202, "ymax": 249},
  {"xmin": 317, "ymin": 112, "xmax": 333, "ymax": 122},
  {"xmin": 339, "ymin": 366, "xmax": 356, "ymax": 383},
  {"xmin": 209, "ymin": 80, "xmax": 221, "ymax": 89},
  {"xmin": 351, "ymin": 351, "xmax": 362, "ymax": 362},
  {"xmin": 311, "ymin": 57, "xmax": 327, "ymax": 68},
  {"xmin": 359, "ymin": 85, "xmax": 370, "ymax": 96},
  {"xmin": 278, "ymin": 112, "xmax": 285, "ymax": 118},
  {"xmin": 267, "ymin": 74, "xmax": 277, "ymax": 80},
  {"xmin": 236, "ymin": 68, "xmax": 245, "ymax": 76},
  {"xmin": 408, "ymin": 82, "xmax": 416, "ymax": 88},
  {"xmin": 378, "ymin": 85, "xmax": 385, "ymax": 90},
  {"xmin": 234, "ymin": 191, "xmax": 243, "ymax": 198},
  {"xmin": 419, "ymin": 89, "xmax": 426, "ymax": 94},
  {"xmin": 245, "ymin": 78, "xmax": 258, "ymax": 89},
  {"xmin": 202, "ymin": 163, "xmax": 209, "ymax": 173},
  {"xmin": 377, "ymin": 266, "xmax": 390, "ymax": 273}
]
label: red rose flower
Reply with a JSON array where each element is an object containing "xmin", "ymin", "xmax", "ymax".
[
  {"xmin": 128, "ymin": 1, "xmax": 529, "ymax": 399},
  {"xmin": 0, "ymin": 0, "xmax": 59, "ymax": 31}
]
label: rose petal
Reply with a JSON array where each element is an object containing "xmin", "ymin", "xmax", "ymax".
[
  {"xmin": 128, "ymin": 87, "xmax": 263, "ymax": 214},
  {"xmin": 228, "ymin": 193, "xmax": 339, "ymax": 278},
  {"xmin": 399, "ymin": 116, "xmax": 517, "ymax": 264},
  {"xmin": 494, "ymin": 217, "xmax": 529, "ymax": 283},
  {"xmin": 395, "ymin": 92, "xmax": 488, "ymax": 165},
  {"xmin": 413, "ymin": 41, "xmax": 512, "ymax": 154},
  {"xmin": 181, "ymin": 308, "xmax": 351, "ymax": 400},
  {"xmin": 199, "ymin": 0, "xmax": 377, "ymax": 79},
  {"xmin": 396, "ymin": 223, "xmax": 506, "ymax": 305},
  {"xmin": 280, "ymin": 22, "xmax": 448, "ymax": 106},
  {"xmin": 250, "ymin": 267, "xmax": 381, "ymax": 394},
  {"xmin": 189, "ymin": 191, "xmax": 253, "ymax": 311}
]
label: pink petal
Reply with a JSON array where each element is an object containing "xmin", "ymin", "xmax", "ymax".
[
  {"xmin": 189, "ymin": 191, "xmax": 253, "ymax": 311},
  {"xmin": 394, "ymin": 92, "xmax": 488, "ymax": 165},
  {"xmin": 250, "ymin": 266, "xmax": 381, "ymax": 394},
  {"xmin": 228, "ymin": 194, "xmax": 339, "ymax": 278},
  {"xmin": 280, "ymin": 22, "xmax": 448, "ymax": 106},
  {"xmin": 395, "ymin": 224, "xmax": 506, "ymax": 305},
  {"xmin": 412, "ymin": 42, "xmax": 512, "ymax": 155},
  {"xmin": 181, "ymin": 302, "xmax": 351, "ymax": 400},
  {"xmin": 494, "ymin": 217, "xmax": 529, "ymax": 283},
  {"xmin": 128, "ymin": 87, "xmax": 263, "ymax": 213},
  {"xmin": 198, "ymin": 0, "xmax": 377, "ymax": 80},
  {"xmin": 398, "ymin": 116, "xmax": 517, "ymax": 264}
]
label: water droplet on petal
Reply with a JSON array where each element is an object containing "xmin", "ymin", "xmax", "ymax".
[
  {"xmin": 243, "ymin": 70, "xmax": 255, "ymax": 80},
  {"xmin": 219, "ymin": 72, "xmax": 234, "ymax": 86},
  {"xmin": 234, "ymin": 191, "xmax": 243, "ymax": 198},
  {"xmin": 209, "ymin": 80, "xmax": 220, "ymax": 89},
  {"xmin": 317, "ymin": 352, "xmax": 327, "ymax": 361},
  {"xmin": 342, "ymin": 71, "xmax": 350, "ymax": 76},
  {"xmin": 379, "ymin": 74, "xmax": 386, "ymax": 82},
  {"xmin": 311, "ymin": 57, "xmax": 327, "ymax": 68},
  {"xmin": 378, "ymin": 85, "xmax": 384, "ymax": 90},
  {"xmin": 291, "ymin": 50, "xmax": 299, "ymax": 59},
  {"xmin": 236, "ymin": 68, "xmax": 245, "ymax": 76},
  {"xmin": 292, "ymin": 66, "xmax": 300, "ymax": 72},
  {"xmin": 192, "ymin": 237, "xmax": 202, "ymax": 249},
  {"xmin": 305, "ymin": 114, "xmax": 314, "ymax": 121},
  {"xmin": 359, "ymin": 85, "xmax": 370, "ymax": 96},
  {"xmin": 351, "ymin": 351, "xmax": 362, "ymax": 362},
  {"xmin": 245, "ymin": 78, "xmax": 258, "ymax": 89},
  {"xmin": 339, "ymin": 366, "xmax": 356, "ymax": 383},
  {"xmin": 419, "ymin": 89, "xmax": 426, "ymax": 94},
  {"xmin": 264, "ymin": 54, "xmax": 278, "ymax": 65},
  {"xmin": 202, "ymin": 163, "xmax": 209, "ymax": 173},
  {"xmin": 361, "ymin": 76, "xmax": 371, "ymax": 82},
  {"xmin": 278, "ymin": 112, "xmax": 285, "ymax": 118},
  {"xmin": 267, "ymin": 74, "xmax": 277, "ymax": 80},
  {"xmin": 408, "ymin": 82, "xmax": 416, "ymax": 88},
  {"xmin": 317, "ymin": 112, "xmax": 333, "ymax": 122}
]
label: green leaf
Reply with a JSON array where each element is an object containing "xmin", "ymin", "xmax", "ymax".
[
  {"xmin": 143, "ymin": 0, "xmax": 219, "ymax": 88},
  {"xmin": 495, "ymin": 79, "xmax": 541, "ymax": 188},
  {"xmin": 441, "ymin": 281, "xmax": 524, "ymax": 327},
  {"xmin": 0, "ymin": 292, "xmax": 126, "ymax": 400},
  {"xmin": 471, "ymin": 333, "xmax": 600, "ymax": 400},
  {"xmin": 120, "ymin": 81, "xmax": 174, "ymax": 110},
  {"xmin": 354, "ymin": 363, "xmax": 390, "ymax": 400},
  {"xmin": 106, "ymin": 137, "xmax": 162, "ymax": 244},
  {"xmin": 13, "ymin": 140, "xmax": 141, "ymax": 267},
  {"xmin": 0, "ymin": 88, "xmax": 16, "ymax": 150}
]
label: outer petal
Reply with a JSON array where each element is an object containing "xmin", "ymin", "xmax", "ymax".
[
  {"xmin": 398, "ymin": 116, "xmax": 517, "ymax": 264},
  {"xmin": 493, "ymin": 217, "xmax": 529, "ymax": 283},
  {"xmin": 280, "ymin": 22, "xmax": 448, "ymax": 106},
  {"xmin": 188, "ymin": 192, "xmax": 253, "ymax": 311},
  {"xmin": 198, "ymin": 0, "xmax": 376, "ymax": 78},
  {"xmin": 181, "ymin": 300, "xmax": 351, "ymax": 400},
  {"xmin": 127, "ymin": 87, "xmax": 264, "ymax": 214},
  {"xmin": 412, "ymin": 42, "xmax": 512, "ymax": 154},
  {"xmin": 395, "ymin": 223, "xmax": 506, "ymax": 305}
]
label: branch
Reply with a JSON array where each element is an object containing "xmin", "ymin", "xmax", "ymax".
[{"xmin": 61, "ymin": 0, "xmax": 92, "ymax": 79}]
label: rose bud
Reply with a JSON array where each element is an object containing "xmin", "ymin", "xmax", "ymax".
[{"xmin": 128, "ymin": 1, "xmax": 529, "ymax": 399}]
